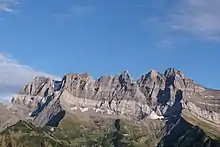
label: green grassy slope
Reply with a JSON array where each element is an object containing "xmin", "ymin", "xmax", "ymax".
[
  {"xmin": 0, "ymin": 113, "xmax": 220, "ymax": 147},
  {"xmin": 0, "ymin": 113, "xmax": 164, "ymax": 147}
]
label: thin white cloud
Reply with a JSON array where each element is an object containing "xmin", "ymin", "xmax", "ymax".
[
  {"xmin": 156, "ymin": 40, "xmax": 175, "ymax": 51},
  {"xmin": 71, "ymin": 5, "xmax": 94, "ymax": 15},
  {"xmin": 54, "ymin": 5, "xmax": 95, "ymax": 20},
  {"xmin": 140, "ymin": 0, "xmax": 220, "ymax": 48},
  {"xmin": 140, "ymin": 17, "xmax": 179, "ymax": 50},
  {"xmin": 0, "ymin": 0, "xmax": 18, "ymax": 13},
  {"xmin": 0, "ymin": 6, "xmax": 13, "ymax": 12},
  {"xmin": 170, "ymin": 0, "xmax": 220, "ymax": 40},
  {"xmin": 0, "ymin": 53, "xmax": 60, "ymax": 97}
]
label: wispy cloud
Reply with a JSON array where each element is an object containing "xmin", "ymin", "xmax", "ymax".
[
  {"xmin": 0, "ymin": 53, "xmax": 60, "ymax": 98},
  {"xmin": 140, "ymin": 17, "xmax": 179, "ymax": 50},
  {"xmin": 170, "ymin": 0, "xmax": 220, "ymax": 40},
  {"xmin": 71, "ymin": 5, "xmax": 94, "ymax": 16},
  {"xmin": 54, "ymin": 5, "xmax": 95, "ymax": 20},
  {"xmin": 0, "ymin": 0, "xmax": 19, "ymax": 13},
  {"xmin": 141, "ymin": 0, "xmax": 220, "ymax": 44},
  {"xmin": 156, "ymin": 40, "xmax": 175, "ymax": 51}
]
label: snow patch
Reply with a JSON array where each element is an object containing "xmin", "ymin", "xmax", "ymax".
[
  {"xmin": 95, "ymin": 108, "xmax": 105, "ymax": 113},
  {"xmin": 70, "ymin": 106, "xmax": 114, "ymax": 115},
  {"xmin": 41, "ymin": 97, "xmax": 47, "ymax": 103},
  {"xmin": 71, "ymin": 107, "xmax": 78, "ymax": 110},
  {"xmin": 80, "ymin": 107, "xmax": 89, "ymax": 112},
  {"xmin": 107, "ymin": 109, "xmax": 114, "ymax": 114},
  {"xmin": 50, "ymin": 127, "xmax": 54, "ymax": 131},
  {"xmin": 149, "ymin": 111, "xmax": 164, "ymax": 120}
]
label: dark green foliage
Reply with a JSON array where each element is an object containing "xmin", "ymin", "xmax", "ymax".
[
  {"xmin": 0, "ymin": 117, "xmax": 136, "ymax": 147},
  {"xmin": 1, "ymin": 116, "xmax": 220, "ymax": 147}
]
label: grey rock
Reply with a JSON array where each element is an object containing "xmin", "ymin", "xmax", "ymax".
[
  {"xmin": 10, "ymin": 68, "xmax": 220, "ymax": 128},
  {"xmin": 32, "ymin": 93, "xmax": 64, "ymax": 127},
  {"xmin": 20, "ymin": 76, "xmax": 54, "ymax": 97}
]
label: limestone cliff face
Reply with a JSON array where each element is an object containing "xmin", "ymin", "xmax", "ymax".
[
  {"xmin": 10, "ymin": 68, "xmax": 220, "ymax": 127},
  {"xmin": 11, "ymin": 76, "xmax": 62, "ymax": 109}
]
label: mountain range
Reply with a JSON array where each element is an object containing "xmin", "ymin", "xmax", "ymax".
[{"xmin": 0, "ymin": 68, "xmax": 220, "ymax": 147}]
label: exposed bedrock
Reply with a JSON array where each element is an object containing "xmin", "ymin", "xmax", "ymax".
[{"xmin": 10, "ymin": 68, "xmax": 220, "ymax": 127}]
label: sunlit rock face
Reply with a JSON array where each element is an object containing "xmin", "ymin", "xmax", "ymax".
[{"xmin": 10, "ymin": 68, "xmax": 220, "ymax": 127}]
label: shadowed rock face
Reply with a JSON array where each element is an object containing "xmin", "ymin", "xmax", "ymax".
[
  {"xmin": 157, "ymin": 117, "xmax": 220, "ymax": 147},
  {"xmin": 46, "ymin": 110, "xmax": 66, "ymax": 127},
  {"xmin": 32, "ymin": 94, "xmax": 64, "ymax": 127},
  {"xmin": 10, "ymin": 68, "xmax": 220, "ymax": 128}
]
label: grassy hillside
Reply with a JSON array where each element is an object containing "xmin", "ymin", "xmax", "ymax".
[
  {"xmin": 0, "ymin": 120, "xmax": 65, "ymax": 147},
  {"xmin": 0, "ymin": 112, "xmax": 220, "ymax": 147},
  {"xmin": 0, "ymin": 112, "xmax": 164, "ymax": 147}
]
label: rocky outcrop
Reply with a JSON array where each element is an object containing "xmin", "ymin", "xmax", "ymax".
[
  {"xmin": 19, "ymin": 76, "xmax": 54, "ymax": 96},
  {"xmin": 157, "ymin": 117, "xmax": 220, "ymax": 147},
  {"xmin": 10, "ymin": 68, "xmax": 220, "ymax": 128},
  {"xmin": 11, "ymin": 77, "xmax": 62, "ymax": 110},
  {"xmin": 32, "ymin": 94, "xmax": 65, "ymax": 127}
]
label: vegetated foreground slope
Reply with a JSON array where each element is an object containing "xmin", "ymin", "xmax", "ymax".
[
  {"xmin": 3, "ymin": 68, "xmax": 220, "ymax": 147},
  {"xmin": 0, "ymin": 112, "xmax": 220, "ymax": 147},
  {"xmin": 0, "ymin": 112, "xmax": 164, "ymax": 147}
]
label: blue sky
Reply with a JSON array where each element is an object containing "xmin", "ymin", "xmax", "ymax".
[{"xmin": 0, "ymin": 0, "xmax": 220, "ymax": 96}]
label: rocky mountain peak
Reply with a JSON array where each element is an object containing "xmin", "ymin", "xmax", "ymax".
[
  {"xmin": 62, "ymin": 73, "xmax": 79, "ymax": 81},
  {"xmin": 5, "ymin": 67, "xmax": 220, "ymax": 147},
  {"xmin": 164, "ymin": 68, "xmax": 185, "ymax": 79},
  {"xmin": 62, "ymin": 72, "xmax": 94, "ymax": 83},
  {"xmin": 19, "ymin": 76, "xmax": 54, "ymax": 96},
  {"xmin": 148, "ymin": 69, "xmax": 158, "ymax": 79},
  {"xmin": 80, "ymin": 72, "xmax": 91, "ymax": 78},
  {"xmin": 9, "ymin": 68, "xmax": 220, "ymax": 129},
  {"xmin": 34, "ymin": 76, "xmax": 48, "ymax": 82},
  {"xmin": 118, "ymin": 70, "xmax": 134, "ymax": 86},
  {"xmin": 79, "ymin": 72, "xmax": 94, "ymax": 83}
]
